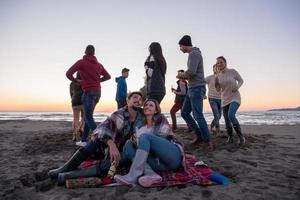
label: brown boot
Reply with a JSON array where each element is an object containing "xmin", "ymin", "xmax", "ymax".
[{"xmin": 191, "ymin": 134, "xmax": 203, "ymax": 144}]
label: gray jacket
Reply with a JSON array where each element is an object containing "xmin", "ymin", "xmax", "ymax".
[{"xmin": 180, "ymin": 47, "xmax": 206, "ymax": 88}]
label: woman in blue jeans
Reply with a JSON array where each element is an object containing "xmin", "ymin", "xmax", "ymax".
[
  {"xmin": 215, "ymin": 56, "xmax": 245, "ymax": 145},
  {"xmin": 205, "ymin": 64, "xmax": 222, "ymax": 135},
  {"xmin": 114, "ymin": 99, "xmax": 185, "ymax": 187}
]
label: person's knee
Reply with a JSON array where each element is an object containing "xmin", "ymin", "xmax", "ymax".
[
  {"xmin": 228, "ymin": 113, "xmax": 236, "ymax": 123},
  {"xmin": 181, "ymin": 111, "xmax": 188, "ymax": 118},
  {"xmin": 139, "ymin": 133, "xmax": 151, "ymax": 142},
  {"xmin": 170, "ymin": 108, "xmax": 176, "ymax": 115},
  {"xmin": 193, "ymin": 112, "xmax": 204, "ymax": 121},
  {"xmin": 80, "ymin": 141, "xmax": 96, "ymax": 156}
]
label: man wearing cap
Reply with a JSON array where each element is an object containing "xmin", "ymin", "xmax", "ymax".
[
  {"xmin": 115, "ymin": 68, "xmax": 130, "ymax": 109},
  {"xmin": 177, "ymin": 35, "xmax": 213, "ymax": 150}
]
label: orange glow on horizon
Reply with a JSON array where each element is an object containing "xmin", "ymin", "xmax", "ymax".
[
  {"xmin": 0, "ymin": 99, "xmax": 117, "ymax": 112},
  {"xmin": 0, "ymin": 98, "xmax": 299, "ymax": 112}
]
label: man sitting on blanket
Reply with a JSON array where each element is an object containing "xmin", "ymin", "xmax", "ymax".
[{"xmin": 48, "ymin": 91, "xmax": 144, "ymax": 185}]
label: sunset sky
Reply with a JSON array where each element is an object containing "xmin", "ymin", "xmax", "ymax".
[{"xmin": 0, "ymin": 0, "xmax": 299, "ymax": 112}]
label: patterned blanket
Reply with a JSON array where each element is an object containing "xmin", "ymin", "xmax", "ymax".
[
  {"xmin": 79, "ymin": 153, "xmax": 217, "ymax": 187},
  {"xmin": 152, "ymin": 154, "xmax": 215, "ymax": 187}
]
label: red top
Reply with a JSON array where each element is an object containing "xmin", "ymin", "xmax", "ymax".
[{"xmin": 66, "ymin": 55, "xmax": 111, "ymax": 92}]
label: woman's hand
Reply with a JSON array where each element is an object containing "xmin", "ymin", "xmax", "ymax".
[{"xmin": 107, "ymin": 140, "xmax": 120, "ymax": 165}]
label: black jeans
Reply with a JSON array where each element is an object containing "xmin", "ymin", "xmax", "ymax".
[{"xmin": 148, "ymin": 93, "xmax": 165, "ymax": 104}]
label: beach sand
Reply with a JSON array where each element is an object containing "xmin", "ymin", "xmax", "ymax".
[{"xmin": 0, "ymin": 120, "xmax": 299, "ymax": 200}]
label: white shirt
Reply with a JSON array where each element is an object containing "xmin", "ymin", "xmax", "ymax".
[{"xmin": 136, "ymin": 126, "xmax": 154, "ymax": 140}]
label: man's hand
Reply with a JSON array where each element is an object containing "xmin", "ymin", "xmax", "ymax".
[
  {"xmin": 130, "ymin": 134, "xmax": 137, "ymax": 145},
  {"xmin": 107, "ymin": 140, "xmax": 120, "ymax": 165}
]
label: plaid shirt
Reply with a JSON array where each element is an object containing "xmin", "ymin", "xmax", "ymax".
[{"xmin": 94, "ymin": 106, "xmax": 144, "ymax": 151}]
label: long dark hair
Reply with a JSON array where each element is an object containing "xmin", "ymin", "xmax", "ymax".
[{"xmin": 147, "ymin": 42, "xmax": 167, "ymax": 74}]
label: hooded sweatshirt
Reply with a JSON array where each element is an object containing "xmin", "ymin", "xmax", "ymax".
[
  {"xmin": 179, "ymin": 47, "xmax": 206, "ymax": 88},
  {"xmin": 115, "ymin": 76, "xmax": 127, "ymax": 101},
  {"xmin": 66, "ymin": 55, "xmax": 111, "ymax": 92}
]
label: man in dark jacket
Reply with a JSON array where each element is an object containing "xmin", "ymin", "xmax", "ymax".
[{"xmin": 115, "ymin": 68, "xmax": 129, "ymax": 109}]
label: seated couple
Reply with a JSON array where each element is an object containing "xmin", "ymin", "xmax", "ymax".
[{"xmin": 48, "ymin": 91, "xmax": 185, "ymax": 187}]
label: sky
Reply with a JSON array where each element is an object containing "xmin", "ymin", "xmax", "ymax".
[{"xmin": 0, "ymin": 0, "xmax": 299, "ymax": 112}]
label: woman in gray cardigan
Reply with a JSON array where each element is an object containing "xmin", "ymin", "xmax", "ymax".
[{"xmin": 215, "ymin": 56, "xmax": 245, "ymax": 145}]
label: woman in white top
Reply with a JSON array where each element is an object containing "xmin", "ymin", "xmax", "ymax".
[
  {"xmin": 114, "ymin": 99, "xmax": 185, "ymax": 187},
  {"xmin": 205, "ymin": 64, "xmax": 222, "ymax": 135},
  {"xmin": 215, "ymin": 56, "xmax": 245, "ymax": 145}
]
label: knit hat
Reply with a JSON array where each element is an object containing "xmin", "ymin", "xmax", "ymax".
[{"xmin": 178, "ymin": 35, "xmax": 192, "ymax": 46}]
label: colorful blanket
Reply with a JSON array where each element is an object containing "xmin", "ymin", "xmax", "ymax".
[
  {"xmin": 79, "ymin": 153, "xmax": 217, "ymax": 187},
  {"xmin": 152, "ymin": 154, "xmax": 215, "ymax": 187}
]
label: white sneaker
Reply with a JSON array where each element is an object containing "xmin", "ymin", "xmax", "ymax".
[{"xmin": 75, "ymin": 141, "xmax": 87, "ymax": 147}]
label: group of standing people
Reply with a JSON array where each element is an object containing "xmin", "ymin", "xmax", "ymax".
[
  {"xmin": 52, "ymin": 34, "xmax": 245, "ymax": 187},
  {"xmin": 170, "ymin": 36, "xmax": 245, "ymax": 147}
]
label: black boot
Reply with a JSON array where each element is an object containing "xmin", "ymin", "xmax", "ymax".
[
  {"xmin": 57, "ymin": 165, "xmax": 100, "ymax": 186},
  {"xmin": 233, "ymin": 124, "xmax": 245, "ymax": 145},
  {"xmin": 226, "ymin": 127, "xmax": 234, "ymax": 144},
  {"xmin": 48, "ymin": 150, "xmax": 87, "ymax": 179}
]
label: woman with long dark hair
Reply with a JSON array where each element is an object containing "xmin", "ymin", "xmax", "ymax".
[{"xmin": 144, "ymin": 42, "xmax": 167, "ymax": 104}]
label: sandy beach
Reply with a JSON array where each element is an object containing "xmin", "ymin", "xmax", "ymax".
[{"xmin": 0, "ymin": 120, "xmax": 299, "ymax": 200}]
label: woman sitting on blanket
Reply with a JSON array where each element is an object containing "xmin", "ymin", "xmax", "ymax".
[{"xmin": 114, "ymin": 99, "xmax": 185, "ymax": 187}]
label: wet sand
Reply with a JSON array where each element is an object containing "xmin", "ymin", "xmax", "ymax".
[{"xmin": 0, "ymin": 120, "xmax": 299, "ymax": 200}]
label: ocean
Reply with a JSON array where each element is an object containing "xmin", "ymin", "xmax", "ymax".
[{"xmin": 0, "ymin": 110, "xmax": 299, "ymax": 125}]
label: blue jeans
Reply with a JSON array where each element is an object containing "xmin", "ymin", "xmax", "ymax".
[
  {"xmin": 123, "ymin": 134, "xmax": 182, "ymax": 171},
  {"xmin": 81, "ymin": 90, "xmax": 100, "ymax": 142},
  {"xmin": 208, "ymin": 98, "xmax": 222, "ymax": 129},
  {"xmin": 181, "ymin": 85, "xmax": 210, "ymax": 141},
  {"xmin": 223, "ymin": 102, "xmax": 240, "ymax": 128}
]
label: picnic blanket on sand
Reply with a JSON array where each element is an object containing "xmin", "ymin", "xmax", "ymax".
[{"xmin": 79, "ymin": 153, "xmax": 219, "ymax": 187}]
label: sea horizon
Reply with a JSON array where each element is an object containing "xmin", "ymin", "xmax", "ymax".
[{"xmin": 1, "ymin": 110, "xmax": 299, "ymax": 126}]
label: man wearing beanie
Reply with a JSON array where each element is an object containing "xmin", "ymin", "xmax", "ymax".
[{"xmin": 177, "ymin": 35, "xmax": 213, "ymax": 151}]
